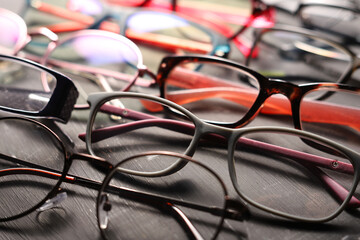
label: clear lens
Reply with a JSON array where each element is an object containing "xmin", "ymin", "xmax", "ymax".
[
  {"xmin": 0, "ymin": 118, "xmax": 65, "ymax": 220},
  {"xmin": 300, "ymin": 6, "xmax": 360, "ymax": 42},
  {"xmin": 247, "ymin": 30, "xmax": 352, "ymax": 85},
  {"xmin": 301, "ymin": 89, "xmax": 360, "ymax": 153},
  {"xmin": 125, "ymin": 10, "xmax": 214, "ymax": 62},
  {"xmin": 127, "ymin": 11, "xmax": 211, "ymax": 43},
  {"xmin": 89, "ymin": 96, "xmax": 195, "ymax": 164},
  {"xmin": 67, "ymin": 0, "xmax": 103, "ymax": 15},
  {"xmin": 233, "ymin": 130, "xmax": 355, "ymax": 220},
  {"xmin": 164, "ymin": 60, "xmax": 260, "ymax": 124},
  {"xmin": 42, "ymin": 32, "xmax": 142, "ymax": 106},
  {"xmin": 98, "ymin": 153, "xmax": 226, "ymax": 239},
  {"xmin": 0, "ymin": 56, "xmax": 56, "ymax": 112}
]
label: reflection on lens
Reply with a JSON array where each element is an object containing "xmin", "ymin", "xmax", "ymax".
[
  {"xmin": 67, "ymin": 0, "xmax": 103, "ymax": 15},
  {"xmin": 89, "ymin": 96, "xmax": 195, "ymax": 164},
  {"xmin": 165, "ymin": 60, "xmax": 260, "ymax": 124},
  {"xmin": 233, "ymin": 130, "xmax": 355, "ymax": 220},
  {"xmin": 126, "ymin": 11, "xmax": 211, "ymax": 44},
  {"xmin": 0, "ymin": 118, "xmax": 65, "ymax": 220},
  {"xmin": 98, "ymin": 152, "xmax": 226, "ymax": 239},
  {"xmin": 300, "ymin": 6, "xmax": 360, "ymax": 42},
  {"xmin": 0, "ymin": 56, "xmax": 56, "ymax": 112},
  {"xmin": 43, "ymin": 31, "xmax": 142, "ymax": 106},
  {"xmin": 301, "ymin": 89, "xmax": 360, "ymax": 153},
  {"xmin": 46, "ymin": 32, "xmax": 140, "ymax": 80},
  {"xmin": 247, "ymin": 30, "xmax": 352, "ymax": 85}
]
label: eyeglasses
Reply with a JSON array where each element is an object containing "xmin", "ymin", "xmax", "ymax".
[
  {"xmin": 0, "ymin": 8, "xmax": 155, "ymax": 109},
  {"xmin": 80, "ymin": 91, "xmax": 360, "ymax": 222},
  {"xmin": 40, "ymin": 29, "xmax": 152, "ymax": 109},
  {"xmin": 0, "ymin": 116, "xmax": 248, "ymax": 239},
  {"xmin": 153, "ymin": 54, "xmax": 359, "ymax": 149},
  {"xmin": 78, "ymin": 0, "xmax": 276, "ymax": 39},
  {"xmin": 273, "ymin": 0, "xmax": 360, "ymax": 45},
  {"xmin": 17, "ymin": 0, "xmax": 233, "ymax": 58},
  {"xmin": 0, "ymin": 54, "xmax": 78, "ymax": 122},
  {"xmin": 245, "ymin": 25, "xmax": 360, "ymax": 86}
]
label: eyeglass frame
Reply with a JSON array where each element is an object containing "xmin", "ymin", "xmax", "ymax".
[
  {"xmin": 0, "ymin": 116, "xmax": 248, "ymax": 239},
  {"xmin": 155, "ymin": 54, "xmax": 360, "ymax": 129},
  {"xmin": 96, "ymin": 0, "xmax": 276, "ymax": 40},
  {"xmin": 273, "ymin": 0, "xmax": 360, "ymax": 44},
  {"xmin": 23, "ymin": 0, "xmax": 232, "ymax": 58},
  {"xmin": 83, "ymin": 91, "xmax": 360, "ymax": 223},
  {"xmin": 0, "ymin": 54, "xmax": 78, "ymax": 123},
  {"xmin": 245, "ymin": 25, "xmax": 360, "ymax": 86}
]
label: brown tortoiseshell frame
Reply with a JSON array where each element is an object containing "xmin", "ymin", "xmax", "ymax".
[{"xmin": 155, "ymin": 54, "xmax": 360, "ymax": 130}]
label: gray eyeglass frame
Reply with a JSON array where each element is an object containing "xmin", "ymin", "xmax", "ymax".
[{"xmin": 84, "ymin": 91, "xmax": 360, "ymax": 223}]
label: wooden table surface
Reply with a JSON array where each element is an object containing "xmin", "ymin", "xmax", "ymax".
[{"xmin": 0, "ymin": 1, "xmax": 360, "ymax": 240}]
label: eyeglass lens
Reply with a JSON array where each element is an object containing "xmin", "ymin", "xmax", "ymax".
[
  {"xmin": 98, "ymin": 153, "xmax": 226, "ymax": 239},
  {"xmin": 247, "ymin": 30, "xmax": 355, "ymax": 85},
  {"xmin": 0, "ymin": 56, "xmax": 57, "ymax": 112},
  {"xmin": 88, "ymin": 96, "xmax": 195, "ymax": 162},
  {"xmin": 299, "ymin": 5, "xmax": 360, "ymax": 43},
  {"xmin": 0, "ymin": 118, "xmax": 65, "ymax": 220},
  {"xmin": 233, "ymin": 130, "xmax": 355, "ymax": 220}
]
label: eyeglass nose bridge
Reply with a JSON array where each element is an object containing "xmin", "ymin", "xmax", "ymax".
[
  {"xmin": 197, "ymin": 122, "xmax": 238, "ymax": 146},
  {"xmin": 266, "ymin": 79, "xmax": 301, "ymax": 98}
]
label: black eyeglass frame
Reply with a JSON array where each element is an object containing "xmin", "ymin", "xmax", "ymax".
[{"xmin": 0, "ymin": 54, "xmax": 78, "ymax": 123}]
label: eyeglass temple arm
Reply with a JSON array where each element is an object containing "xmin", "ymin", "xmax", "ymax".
[
  {"xmin": 79, "ymin": 117, "xmax": 355, "ymax": 177},
  {"xmin": 0, "ymin": 154, "xmax": 247, "ymax": 221},
  {"xmin": 29, "ymin": 1, "xmax": 213, "ymax": 54},
  {"xmin": 44, "ymin": 58, "xmax": 154, "ymax": 87},
  {"xmin": 167, "ymin": 204, "xmax": 205, "ymax": 240},
  {"xmin": 77, "ymin": 109, "xmax": 358, "ymax": 206}
]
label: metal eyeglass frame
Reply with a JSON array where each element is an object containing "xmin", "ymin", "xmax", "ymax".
[
  {"xmin": 0, "ymin": 116, "xmax": 248, "ymax": 239},
  {"xmin": 245, "ymin": 25, "xmax": 360, "ymax": 86},
  {"xmin": 273, "ymin": 0, "xmax": 360, "ymax": 44}
]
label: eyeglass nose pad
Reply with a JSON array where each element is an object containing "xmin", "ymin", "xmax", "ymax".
[
  {"xmin": 99, "ymin": 193, "xmax": 112, "ymax": 230},
  {"xmin": 37, "ymin": 190, "xmax": 68, "ymax": 212}
]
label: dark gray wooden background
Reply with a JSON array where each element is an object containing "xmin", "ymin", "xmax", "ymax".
[{"xmin": 0, "ymin": 1, "xmax": 360, "ymax": 239}]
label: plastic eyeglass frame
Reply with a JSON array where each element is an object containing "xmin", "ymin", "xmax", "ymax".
[
  {"xmin": 0, "ymin": 116, "xmax": 248, "ymax": 239},
  {"xmin": 245, "ymin": 25, "xmax": 360, "ymax": 85},
  {"xmin": 155, "ymin": 54, "xmax": 360, "ymax": 130},
  {"xmin": 23, "ymin": 0, "xmax": 232, "ymax": 58},
  {"xmin": 0, "ymin": 54, "xmax": 78, "ymax": 123},
  {"xmin": 83, "ymin": 91, "xmax": 360, "ymax": 222},
  {"xmin": 101, "ymin": 0, "xmax": 276, "ymax": 40},
  {"xmin": 274, "ymin": 0, "xmax": 360, "ymax": 44}
]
